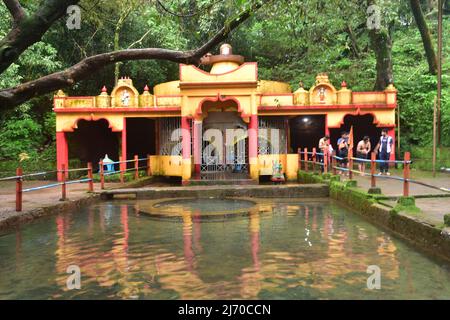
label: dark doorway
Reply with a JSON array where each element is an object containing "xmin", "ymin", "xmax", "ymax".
[
  {"xmin": 67, "ymin": 119, "xmax": 119, "ymax": 170},
  {"xmin": 329, "ymin": 114, "xmax": 381, "ymax": 156},
  {"xmin": 126, "ymin": 118, "xmax": 156, "ymax": 160},
  {"xmin": 289, "ymin": 115, "xmax": 325, "ymax": 152}
]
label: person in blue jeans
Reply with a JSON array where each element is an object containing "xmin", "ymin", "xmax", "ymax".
[{"xmin": 375, "ymin": 129, "xmax": 393, "ymax": 175}]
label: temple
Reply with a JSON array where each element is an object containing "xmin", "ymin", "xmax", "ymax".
[{"xmin": 53, "ymin": 44, "xmax": 397, "ymax": 184}]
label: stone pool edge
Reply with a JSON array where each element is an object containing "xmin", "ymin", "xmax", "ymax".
[{"xmin": 298, "ymin": 171, "xmax": 450, "ymax": 263}]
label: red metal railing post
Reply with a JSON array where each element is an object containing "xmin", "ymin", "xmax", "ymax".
[
  {"xmin": 403, "ymin": 152, "xmax": 410, "ymax": 197},
  {"xmin": 298, "ymin": 148, "xmax": 302, "ymax": 171},
  {"xmin": 332, "ymin": 151, "xmax": 337, "ymax": 175},
  {"xmin": 87, "ymin": 162, "xmax": 94, "ymax": 192},
  {"xmin": 16, "ymin": 167, "xmax": 22, "ymax": 212},
  {"xmin": 100, "ymin": 160, "xmax": 105, "ymax": 190},
  {"xmin": 371, "ymin": 152, "xmax": 376, "ymax": 188},
  {"xmin": 134, "ymin": 155, "xmax": 139, "ymax": 180},
  {"xmin": 349, "ymin": 155, "xmax": 354, "ymax": 180},
  {"xmin": 146, "ymin": 154, "xmax": 151, "ymax": 176},
  {"xmin": 312, "ymin": 147, "xmax": 317, "ymax": 173},
  {"xmin": 119, "ymin": 156, "xmax": 124, "ymax": 184},
  {"xmin": 323, "ymin": 148, "xmax": 328, "ymax": 174},
  {"xmin": 61, "ymin": 163, "xmax": 67, "ymax": 201},
  {"xmin": 304, "ymin": 147, "xmax": 308, "ymax": 172}
]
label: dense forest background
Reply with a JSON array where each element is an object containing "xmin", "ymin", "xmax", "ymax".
[{"xmin": 0, "ymin": 0, "xmax": 448, "ymax": 174}]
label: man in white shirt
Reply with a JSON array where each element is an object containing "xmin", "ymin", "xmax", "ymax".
[{"xmin": 375, "ymin": 129, "xmax": 393, "ymax": 175}]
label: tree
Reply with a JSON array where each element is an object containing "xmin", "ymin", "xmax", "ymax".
[
  {"xmin": 409, "ymin": 0, "xmax": 438, "ymax": 74},
  {"xmin": 0, "ymin": 0, "xmax": 264, "ymax": 109}
]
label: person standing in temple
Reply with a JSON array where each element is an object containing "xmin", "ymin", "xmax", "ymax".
[
  {"xmin": 318, "ymin": 135, "xmax": 330, "ymax": 171},
  {"xmin": 375, "ymin": 129, "xmax": 394, "ymax": 175},
  {"xmin": 337, "ymin": 131, "xmax": 349, "ymax": 175},
  {"xmin": 356, "ymin": 136, "xmax": 371, "ymax": 175}
]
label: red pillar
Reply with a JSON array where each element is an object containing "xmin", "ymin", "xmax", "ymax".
[
  {"xmin": 325, "ymin": 114, "xmax": 330, "ymax": 136},
  {"xmin": 249, "ymin": 115, "xmax": 258, "ymax": 159},
  {"xmin": 193, "ymin": 120, "xmax": 201, "ymax": 174},
  {"xmin": 56, "ymin": 131, "xmax": 68, "ymax": 181},
  {"xmin": 181, "ymin": 117, "xmax": 191, "ymax": 160},
  {"xmin": 181, "ymin": 117, "xmax": 191, "ymax": 184},
  {"xmin": 121, "ymin": 118, "xmax": 127, "ymax": 172}
]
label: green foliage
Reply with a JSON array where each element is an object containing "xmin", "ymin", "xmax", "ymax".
[
  {"xmin": 444, "ymin": 214, "xmax": 450, "ymax": 227},
  {"xmin": 0, "ymin": 116, "xmax": 42, "ymax": 159}
]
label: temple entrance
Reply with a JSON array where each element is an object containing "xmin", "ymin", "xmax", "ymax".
[
  {"xmin": 289, "ymin": 115, "xmax": 325, "ymax": 152},
  {"xmin": 67, "ymin": 119, "xmax": 119, "ymax": 171},
  {"xmin": 200, "ymin": 112, "xmax": 248, "ymax": 179},
  {"xmin": 125, "ymin": 118, "xmax": 156, "ymax": 161},
  {"xmin": 329, "ymin": 114, "xmax": 380, "ymax": 155}
]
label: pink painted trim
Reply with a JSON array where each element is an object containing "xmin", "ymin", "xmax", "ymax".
[
  {"xmin": 258, "ymin": 103, "xmax": 395, "ymax": 110},
  {"xmin": 54, "ymin": 107, "xmax": 181, "ymax": 113},
  {"xmin": 179, "ymin": 81, "xmax": 257, "ymax": 88}
]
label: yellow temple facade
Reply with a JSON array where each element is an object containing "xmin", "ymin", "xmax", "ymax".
[{"xmin": 54, "ymin": 44, "xmax": 397, "ymax": 184}]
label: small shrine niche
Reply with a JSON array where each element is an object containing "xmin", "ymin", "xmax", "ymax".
[
  {"xmin": 111, "ymin": 77, "xmax": 139, "ymax": 107},
  {"xmin": 309, "ymin": 73, "xmax": 337, "ymax": 105}
]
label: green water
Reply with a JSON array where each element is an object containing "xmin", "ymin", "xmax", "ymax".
[{"xmin": 0, "ymin": 198, "xmax": 450, "ymax": 299}]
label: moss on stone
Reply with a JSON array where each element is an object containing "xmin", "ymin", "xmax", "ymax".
[
  {"xmin": 397, "ymin": 196, "xmax": 416, "ymax": 207},
  {"xmin": 368, "ymin": 187, "xmax": 382, "ymax": 194},
  {"xmin": 444, "ymin": 214, "xmax": 450, "ymax": 227},
  {"xmin": 345, "ymin": 180, "xmax": 357, "ymax": 188}
]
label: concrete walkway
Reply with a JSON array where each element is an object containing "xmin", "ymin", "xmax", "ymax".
[
  {"xmin": 0, "ymin": 181, "xmax": 119, "ymax": 220},
  {"xmin": 340, "ymin": 171, "xmax": 450, "ymax": 225}
]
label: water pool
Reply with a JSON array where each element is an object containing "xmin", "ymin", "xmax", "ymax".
[{"xmin": 0, "ymin": 198, "xmax": 449, "ymax": 299}]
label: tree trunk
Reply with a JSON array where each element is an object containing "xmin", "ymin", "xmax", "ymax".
[
  {"xmin": 369, "ymin": 28, "xmax": 393, "ymax": 90},
  {"xmin": 0, "ymin": 0, "xmax": 81, "ymax": 74},
  {"xmin": 409, "ymin": 0, "xmax": 438, "ymax": 74},
  {"xmin": 346, "ymin": 24, "xmax": 360, "ymax": 58}
]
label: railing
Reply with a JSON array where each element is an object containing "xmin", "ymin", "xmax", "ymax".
[
  {"xmin": 0, "ymin": 165, "xmax": 93, "ymax": 212},
  {"xmin": 0, "ymin": 155, "xmax": 152, "ymax": 212},
  {"xmin": 298, "ymin": 147, "xmax": 450, "ymax": 197},
  {"xmin": 99, "ymin": 155, "xmax": 151, "ymax": 189}
]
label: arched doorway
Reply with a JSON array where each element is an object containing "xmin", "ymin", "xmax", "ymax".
[
  {"xmin": 329, "ymin": 114, "xmax": 381, "ymax": 155},
  {"xmin": 67, "ymin": 119, "xmax": 120, "ymax": 170},
  {"xmin": 201, "ymin": 111, "xmax": 248, "ymax": 174}
]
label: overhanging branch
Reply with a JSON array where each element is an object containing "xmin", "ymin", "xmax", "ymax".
[
  {"xmin": 0, "ymin": 1, "xmax": 263, "ymax": 108},
  {"xmin": 0, "ymin": 0, "xmax": 81, "ymax": 74}
]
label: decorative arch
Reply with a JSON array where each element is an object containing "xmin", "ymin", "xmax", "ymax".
[
  {"xmin": 111, "ymin": 78, "xmax": 139, "ymax": 107},
  {"xmin": 195, "ymin": 93, "xmax": 250, "ymax": 122},
  {"xmin": 57, "ymin": 114, "xmax": 123, "ymax": 132},
  {"xmin": 331, "ymin": 110, "xmax": 380, "ymax": 129}
]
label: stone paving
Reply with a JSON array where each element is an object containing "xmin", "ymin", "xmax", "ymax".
[{"xmin": 0, "ymin": 181, "xmax": 118, "ymax": 220}]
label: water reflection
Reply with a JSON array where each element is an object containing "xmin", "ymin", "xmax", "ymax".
[{"xmin": 1, "ymin": 199, "xmax": 450, "ymax": 299}]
